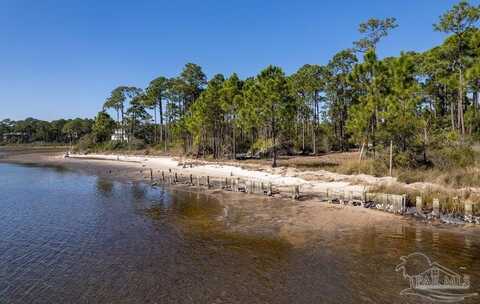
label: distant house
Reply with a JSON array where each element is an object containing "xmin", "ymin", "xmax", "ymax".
[
  {"xmin": 111, "ymin": 129, "xmax": 128, "ymax": 142},
  {"xmin": 2, "ymin": 132, "xmax": 29, "ymax": 143}
]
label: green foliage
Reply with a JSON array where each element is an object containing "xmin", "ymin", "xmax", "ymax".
[
  {"xmin": 75, "ymin": 134, "xmax": 96, "ymax": 152},
  {"xmin": 354, "ymin": 17, "xmax": 398, "ymax": 51},
  {"xmin": 251, "ymin": 138, "xmax": 273, "ymax": 155},
  {"xmin": 430, "ymin": 144, "xmax": 475, "ymax": 169},
  {"xmin": 434, "ymin": 0, "xmax": 480, "ymax": 35},
  {"xmin": 92, "ymin": 111, "xmax": 115, "ymax": 142}
]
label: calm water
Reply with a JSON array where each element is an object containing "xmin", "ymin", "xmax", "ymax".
[{"xmin": 1, "ymin": 163, "xmax": 480, "ymax": 304}]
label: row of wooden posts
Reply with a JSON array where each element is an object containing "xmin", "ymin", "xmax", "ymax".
[
  {"xmin": 146, "ymin": 168, "xmax": 300, "ymax": 200},
  {"xmin": 143, "ymin": 168, "xmax": 475, "ymax": 216},
  {"xmin": 415, "ymin": 196, "xmax": 474, "ymax": 217}
]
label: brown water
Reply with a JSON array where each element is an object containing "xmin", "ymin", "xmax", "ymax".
[{"xmin": 0, "ymin": 163, "xmax": 479, "ymax": 304}]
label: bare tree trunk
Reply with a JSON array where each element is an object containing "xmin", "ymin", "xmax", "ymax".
[
  {"xmin": 159, "ymin": 99, "xmax": 163, "ymax": 146},
  {"xmin": 272, "ymin": 105, "xmax": 277, "ymax": 168},
  {"xmin": 389, "ymin": 140, "xmax": 393, "ymax": 176},
  {"xmin": 359, "ymin": 141, "xmax": 365, "ymax": 161},
  {"xmin": 302, "ymin": 117, "xmax": 305, "ymax": 152},
  {"xmin": 451, "ymin": 99, "xmax": 456, "ymax": 131},
  {"xmin": 153, "ymin": 105, "xmax": 158, "ymax": 143},
  {"xmin": 459, "ymin": 69, "xmax": 465, "ymax": 136},
  {"xmin": 232, "ymin": 118, "xmax": 236, "ymax": 160}
]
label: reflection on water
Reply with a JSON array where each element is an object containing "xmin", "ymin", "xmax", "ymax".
[{"xmin": 0, "ymin": 163, "xmax": 479, "ymax": 304}]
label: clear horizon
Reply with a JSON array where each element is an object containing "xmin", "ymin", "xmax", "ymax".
[{"xmin": 0, "ymin": 0, "xmax": 472, "ymax": 121}]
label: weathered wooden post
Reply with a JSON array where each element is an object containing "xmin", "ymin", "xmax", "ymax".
[
  {"xmin": 432, "ymin": 198, "xmax": 440, "ymax": 217},
  {"xmin": 196, "ymin": 176, "xmax": 200, "ymax": 187},
  {"xmin": 189, "ymin": 174, "xmax": 193, "ymax": 185},
  {"xmin": 150, "ymin": 168, "xmax": 153, "ymax": 181},
  {"xmin": 267, "ymin": 182, "xmax": 272, "ymax": 196},
  {"xmin": 224, "ymin": 177, "xmax": 228, "ymax": 189},
  {"xmin": 162, "ymin": 171, "xmax": 165, "ymax": 182},
  {"xmin": 401, "ymin": 194, "xmax": 407, "ymax": 214},
  {"xmin": 292, "ymin": 186, "xmax": 300, "ymax": 200},
  {"xmin": 174, "ymin": 172, "xmax": 178, "ymax": 183},
  {"xmin": 249, "ymin": 181, "xmax": 254, "ymax": 194},
  {"xmin": 465, "ymin": 200, "xmax": 473, "ymax": 218},
  {"xmin": 416, "ymin": 196, "xmax": 423, "ymax": 214},
  {"xmin": 207, "ymin": 176, "xmax": 210, "ymax": 189}
]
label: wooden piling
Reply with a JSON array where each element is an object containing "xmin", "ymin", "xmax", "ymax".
[
  {"xmin": 291, "ymin": 186, "xmax": 300, "ymax": 200},
  {"xmin": 162, "ymin": 171, "xmax": 165, "ymax": 182},
  {"xmin": 190, "ymin": 174, "xmax": 193, "ymax": 185},
  {"xmin": 206, "ymin": 176, "xmax": 210, "ymax": 188},
  {"xmin": 432, "ymin": 198, "xmax": 440, "ymax": 217},
  {"xmin": 465, "ymin": 201, "xmax": 473, "ymax": 217},
  {"xmin": 149, "ymin": 168, "xmax": 153, "ymax": 181},
  {"xmin": 416, "ymin": 196, "xmax": 422, "ymax": 213}
]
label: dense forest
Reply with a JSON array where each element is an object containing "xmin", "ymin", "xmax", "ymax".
[{"xmin": 3, "ymin": 1, "xmax": 480, "ymax": 171}]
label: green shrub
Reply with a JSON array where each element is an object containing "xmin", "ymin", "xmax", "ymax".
[
  {"xmin": 429, "ymin": 145, "xmax": 475, "ymax": 169},
  {"xmin": 102, "ymin": 140, "xmax": 127, "ymax": 151},
  {"xmin": 394, "ymin": 151, "xmax": 416, "ymax": 168},
  {"xmin": 128, "ymin": 137, "xmax": 145, "ymax": 150},
  {"xmin": 75, "ymin": 134, "xmax": 96, "ymax": 152}
]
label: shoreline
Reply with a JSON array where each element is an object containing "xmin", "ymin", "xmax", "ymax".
[{"xmin": 2, "ymin": 149, "xmax": 480, "ymax": 241}]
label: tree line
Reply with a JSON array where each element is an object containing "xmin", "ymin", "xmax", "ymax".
[
  {"xmin": 0, "ymin": 117, "xmax": 93, "ymax": 144},
  {"xmin": 3, "ymin": 1, "xmax": 480, "ymax": 169}
]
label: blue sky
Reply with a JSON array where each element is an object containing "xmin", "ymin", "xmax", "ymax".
[{"xmin": 0, "ymin": 0, "xmax": 474, "ymax": 120}]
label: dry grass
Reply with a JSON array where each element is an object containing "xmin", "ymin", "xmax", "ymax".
[
  {"xmin": 370, "ymin": 183, "xmax": 480, "ymax": 214},
  {"xmin": 396, "ymin": 167, "xmax": 480, "ymax": 189}
]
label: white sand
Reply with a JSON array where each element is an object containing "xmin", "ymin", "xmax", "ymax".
[{"xmin": 69, "ymin": 154, "xmax": 367, "ymax": 196}]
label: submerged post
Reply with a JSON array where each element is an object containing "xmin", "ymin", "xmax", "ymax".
[
  {"xmin": 207, "ymin": 176, "xmax": 210, "ymax": 189},
  {"xmin": 162, "ymin": 171, "xmax": 165, "ymax": 182},
  {"xmin": 150, "ymin": 168, "xmax": 153, "ymax": 181},
  {"xmin": 190, "ymin": 174, "xmax": 193, "ymax": 185}
]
